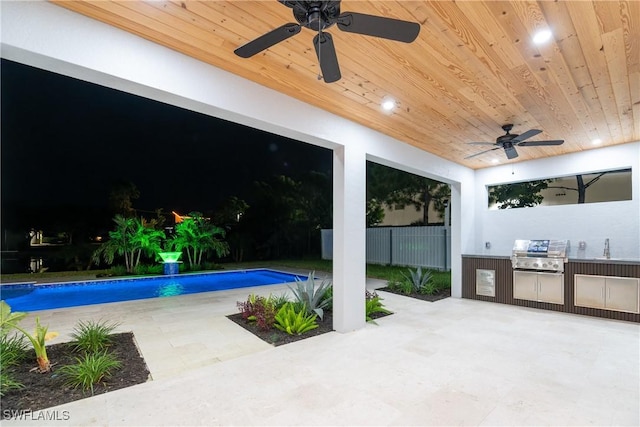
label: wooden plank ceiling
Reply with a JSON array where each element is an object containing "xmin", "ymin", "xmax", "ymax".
[{"xmin": 51, "ymin": 1, "xmax": 640, "ymax": 169}]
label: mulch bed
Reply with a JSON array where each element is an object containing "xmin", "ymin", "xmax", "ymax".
[
  {"xmin": 227, "ymin": 309, "xmax": 392, "ymax": 346},
  {"xmin": 0, "ymin": 332, "xmax": 150, "ymax": 418},
  {"xmin": 377, "ymin": 287, "xmax": 451, "ymax": 302},
  {"xmin": 227, "ymin": 311, "xmax": 335, "ymax": 346}
]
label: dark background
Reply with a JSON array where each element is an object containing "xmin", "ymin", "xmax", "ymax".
[{"xmin": 1, "ymin": 59, "xmax": 332, "ymax": 233}]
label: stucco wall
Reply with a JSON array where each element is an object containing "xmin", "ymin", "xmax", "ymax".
[{"xmin": 474, "ymin": 143, "xmax": 640, "ymax": 259}]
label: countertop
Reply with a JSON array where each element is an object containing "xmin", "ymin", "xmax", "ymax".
[{"xmin": 462, "ymin": 254, "xmax": 640, "ymax": 265}]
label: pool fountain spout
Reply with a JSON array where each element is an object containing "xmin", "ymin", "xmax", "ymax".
[{"xmin": 158, "ymin": 251, "xmax": 183, "ymax": 275}]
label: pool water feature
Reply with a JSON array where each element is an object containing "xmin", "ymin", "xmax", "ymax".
[{"xmin": 0, "ymin": 269, "xmax": 304, "ymax": 312}]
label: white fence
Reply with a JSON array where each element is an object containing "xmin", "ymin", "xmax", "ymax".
[{"xmin": 321, "ymin": 226, "xmax": 451, "ymax": 271}]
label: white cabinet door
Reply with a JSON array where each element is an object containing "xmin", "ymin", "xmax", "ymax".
[
  {"xmin": 605, "ymin": 277, "xmax": 640, "ymax": 314},
  {"xmin": 575, "ymin": 275, "xmax": 606, "ymax": 309},
  {"xmin": 513, "ymin": 271, "xmax": 538, "ymax": 301},
  {"xmin": 537, "ymin": 272, "xmax": 564, "ymax": 304}
]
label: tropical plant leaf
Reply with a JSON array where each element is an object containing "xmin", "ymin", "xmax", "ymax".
[
  {"xmin": 287, "ymin": 272, "xmax": 332, "ymax": 320},
  {"xmin": 274, "ymin": 302, "xmax": 318, "ymax": 335}
]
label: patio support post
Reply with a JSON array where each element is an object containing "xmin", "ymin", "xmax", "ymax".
[{"xmin": 332, "ymin": 144, "xmax": 366, "ymax": 332}]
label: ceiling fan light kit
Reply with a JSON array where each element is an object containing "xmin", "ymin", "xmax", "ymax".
[{"xmin": 234, "ymin": 0, "xmax": 421, "ymax": 83}]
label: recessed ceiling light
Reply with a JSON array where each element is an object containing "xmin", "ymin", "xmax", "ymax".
[
  {"xmin": 532, "ymin": 29, "xmax": 552, "ymax": 45},
  {"xmin": 592, "ymin": 138, "xmax": 602, "ymax": 145},
  {"xmin": 381, "ymin": 97, "xmax": 396, "ymax": 112},
  {"xmin": 491, "ymin": 158, "xmax": 500, "ymax": 164}
]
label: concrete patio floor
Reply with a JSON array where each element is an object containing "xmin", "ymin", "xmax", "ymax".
[{"xmin": 3, "ymin": 276, "xmax": 639, "ymax": 426}]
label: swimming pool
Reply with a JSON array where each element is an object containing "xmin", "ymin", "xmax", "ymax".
[{"xmin": 0, "ymin": 269, "xmax": 304, "ymax": 312}]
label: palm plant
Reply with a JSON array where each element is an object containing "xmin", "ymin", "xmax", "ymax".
[
  {"xmin": 1, "ymin": 302, "xmax": 58, "ymax": 372},
  {"xmin": 92, "ymin": 215, "xmax": 165, "ymax": 273},
  {"xmin": 130, "ymin": 218, "xmax": 165, "ymax": 266},
  {"xmin": 91, "ymin": 215, "xmax": 137, "ymax": 273},
  {"xmin": 170, "ymin": 212, "xmax": 229, "ymax": 269}
]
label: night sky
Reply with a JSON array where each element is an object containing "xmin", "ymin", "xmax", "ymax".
[{"xmin": 1, "ymin": 59, "xmax": 332, "ymax": 230}]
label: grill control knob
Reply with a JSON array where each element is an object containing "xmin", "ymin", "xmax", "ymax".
[
  {"xmin": 543, "ymin": 263, "xmax": 548, "ymax": 268},
  {"xmin": 533, "ymin": 263, "xmax": 539, "ymax": 268}
]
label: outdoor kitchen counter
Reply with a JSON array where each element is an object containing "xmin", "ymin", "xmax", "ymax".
[
  {"xmin": 462, "ymin": 255, "xmax": 640, "ymax": 323},
  {"xmin": 569, "ymin": 258, "xmax": 640, "ymax": 265}
]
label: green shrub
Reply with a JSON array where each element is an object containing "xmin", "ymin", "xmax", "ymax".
[
  {"xmin": 59, "ymin": 352, "xmax": 122, "ymax": 395},
  {"xmin": 274, "ymin": 302, "xmax": 318, "ymax": 335},
  {"xmin": 430, "ymin": 272, "xmax": 451, "ymax": 291},
  {"xmin": 202, "ymin": 261, "xmax": 223, "ymax": 271},
  {"xmin": 70, "ymin": 320, "xmax": 119, "ymax": 353},
  {"xmin": 0, "ymin": 334, "xmax": 28, "ymax": 367},
  {"xmin": 108, "ymin": 265, "xmax": 128, "ymax": 277},
  {"xmin": 386, "ymin": 279, "xmax": 413, "ymax": 294},
  {"xmin": 365, "ymin": 291, "xmax": 392, "ymax": 323},
  {"xmin": 288, "ymin": 272, "xmax": 332, "ymax": 320},
  {"xmin": 236, "ymin": 294, "xmax": 284, "ymax": 331},
  {"xmin": 132, "ymin": 264, "xmax": 164, "ymax": 275},
  {"xmin": 269, "ymin": 293, "xmax": 290, "ymax": 311},
  {"xmin": 0, "ymin": 334, "xmax": 28, "ymax": 396},
  {"xmin": 1, "ymin": 371, "xmax": 24, "ymax": 396}
]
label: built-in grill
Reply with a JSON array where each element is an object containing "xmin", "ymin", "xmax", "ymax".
[{"xmin": 511, "ymin": 239, "xmax": 569, "ymax": 273}]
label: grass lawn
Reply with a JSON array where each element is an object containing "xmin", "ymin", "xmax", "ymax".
[{"xmin": 0, "ymin": 259, "xmax": 451, "ymax": 288}]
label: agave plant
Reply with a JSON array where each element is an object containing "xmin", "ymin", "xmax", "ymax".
[
  {"xmin": 287, "ymin": 272, "xmax": 332, "ymax": 320},
  {"xmin": 400, "ymin": 266, "xmax": 433, "ymax": 294}
]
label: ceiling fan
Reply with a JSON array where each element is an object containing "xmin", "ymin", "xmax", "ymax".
[
  {"xmin": 465, "ymin": 124, "xmax": 565, "ymax": 160},
  {"xmin": 234, "ymin": 0, "xmax": 420, "ymax": 83}
]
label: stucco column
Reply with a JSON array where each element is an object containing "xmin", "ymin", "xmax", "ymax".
[{"xmin": 332, "ymin": 144, "xmax": 366, "ymax": 332}]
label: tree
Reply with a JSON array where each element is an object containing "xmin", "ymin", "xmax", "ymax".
[
  {"xmin": 546, "ymin": 172, "xmax": 613, "ymax": 204},
  {"xmin": 240, "ymin": 173, "xmax": 331, "ymax": 259},
  {"xmin": 367, "ymin": 163, "xmax": 450, "ymax": 224},
  {"xmin": 169, "ymin": 212, "xmax": 229, "ymax": 269},
  {"xmin": 91, "ymin": 215, "xmax": 164, "ymax": 273},
  {"xmin": 488, "ymin": 180, "xmax": 550, "ymax": 209},
  {"xmin": 366, "ymin": 199, "xmax": 385, "ymax": 227},
  {"xmin": 108, "ymin": 180, "xmax": 140, "ymax": 217}
]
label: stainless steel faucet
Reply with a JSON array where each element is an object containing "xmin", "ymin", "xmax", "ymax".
[{"xmin": 603, "ymin": 238, "xmax": 610, "ymax": 259}]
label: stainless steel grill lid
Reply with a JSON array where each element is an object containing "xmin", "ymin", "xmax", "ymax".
[{"xmin": 512, "ymin": 239, "xmax": 569, "ymax": 272}]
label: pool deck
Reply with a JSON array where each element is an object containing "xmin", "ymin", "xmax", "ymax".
[{"xmin": 2, "ymin": 271, "xmax": 639, "ymax": 426}]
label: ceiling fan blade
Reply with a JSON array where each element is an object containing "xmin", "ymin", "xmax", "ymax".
[
  {"xmin": 313, "ymin": 33, "xmax": 341, "ymax": 83},
  {"xmin": 512, "ymin": 129, "xmax": 542, "ymax": 143},
  {"xmin": 467, "ymin": 142, "xmax": 498, "ymax": 146},
  {"xmin": 517, "ymin": 139, "xmax": 565, "ymax": 147},
  {"xmin": 464, "ymin": 147, "xmax": 501, "ymax": 159},
  {"xmin": 337, "ymin": 12, "xmax": 420, "ymax": 43},
  {"xmin": 504, "ymin": 144, "xmax": 519, "ymax": 159},
  {"xmin": 234, "ymin": 23, "xmax": 301, "ymax": 58}
]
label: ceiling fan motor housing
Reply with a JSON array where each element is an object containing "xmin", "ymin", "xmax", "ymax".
[
  {"xmin": 291, "ymin": 1, "xmax": 341, "ymax": 31},
  {"xmin": 497, "ymin": 133, "xmax": 518, "ymax": 144}
]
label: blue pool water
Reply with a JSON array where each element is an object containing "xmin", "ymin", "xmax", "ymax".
[{"xmin": 0, "ymin": 269, "xmax": 304, "ymax": 312}]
